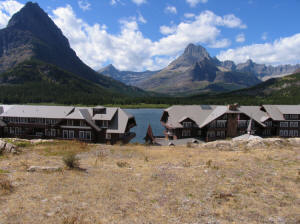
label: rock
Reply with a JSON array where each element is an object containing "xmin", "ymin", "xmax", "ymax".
[
  {"xmin": 4, "ymin": 143, "xmax": 18, "ymax": 154},
  {"xmin": 0, "ymin": 140, "xmax": 6, "ymax": 151},
  {"xmin": 288, "ymin": 138, "xmax": 300, "ymax": 146},
  {"xmin": 27, "ymin": 166, "xmax": 62, "ymax": 172}
]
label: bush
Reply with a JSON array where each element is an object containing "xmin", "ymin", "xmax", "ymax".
[
  {"xmin": 63, "ymin": 153, "xmax": 80, "ymax": 169},
  {"xmin": 0, "ymin": 175, "xmax": 13, "ymax": 193},
  {"xmin": 116, "ymin": 161, "xmax": 130, "ymax": 168}
]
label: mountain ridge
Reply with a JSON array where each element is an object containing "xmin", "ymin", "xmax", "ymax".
[{"xmin": 0, "ymin": 2, "xmax": 148, "ymax": 98}]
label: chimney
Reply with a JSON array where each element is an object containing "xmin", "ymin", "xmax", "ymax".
[{"xmin": 228, "ymin": 103, "xmax": 239, "ymax": 111}]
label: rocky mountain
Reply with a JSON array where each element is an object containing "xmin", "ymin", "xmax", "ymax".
[
  {"xmin": 0, "ymin": 2, "xmax": 147, "ymax": 98},
  {"xmin": 136, "ymin": 44, "xmax": 261, "ymax": 95},
  {"xmin": 226, "ymin": 59, "xmax": 300, "ymax": 81},
  {"xmin": 98, "ymin": 64, "xmax": 159, "ymax": 86}
]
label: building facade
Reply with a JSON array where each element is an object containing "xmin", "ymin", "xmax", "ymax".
[
  {"xmin": 161, "ymin": 104, "xmax": 300, "ymax": 141},
  {"xmin": 0, "ymin": 105, "xmax": 136, "ymax": 144}
]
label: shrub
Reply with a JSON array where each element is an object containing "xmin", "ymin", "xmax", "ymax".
[
  {"xmin": 0, "ymin": 175, "xmax": 13, "ymax": 193},
  {"xmin": 116, "ymin": 161, "xmax": 130, "ymax": 168},
  {"xmin": 63, "ymin": 153, "xmax": 80, "ymax": 169}
]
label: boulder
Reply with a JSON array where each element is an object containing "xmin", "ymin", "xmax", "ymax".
[
  {"xmin": 4, "ymin": 143, "xmax": 17, "ymax": 154},
  {"xmin": 0, "ymin": 140, "xmax": 6, "ymax": 151},
  {"xmin": 27, "ymin": 166, "xmax": 62, "ymax": 172}
]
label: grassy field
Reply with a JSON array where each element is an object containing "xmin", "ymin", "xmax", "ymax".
[{"xmin": 0, "ymin": 140, "xmax": 299, "ymax": 223}]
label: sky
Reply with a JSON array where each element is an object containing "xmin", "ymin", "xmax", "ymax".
[{"xmin": 0, "ymin": 0, "xmax": 299, "ymax": 71}]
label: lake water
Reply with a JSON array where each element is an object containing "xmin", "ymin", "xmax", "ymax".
[{"xmin": 124, "ymin": 109, "xmax": 165, "ymax": 143}]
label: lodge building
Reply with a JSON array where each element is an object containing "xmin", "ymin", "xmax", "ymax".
[
  {"xmin": 161, "ymin": 104, "xmax": 300, "ymax": 141},
  {"xmin": 0, "ymin": 105, "xmax": 136, "ymax": 144}
]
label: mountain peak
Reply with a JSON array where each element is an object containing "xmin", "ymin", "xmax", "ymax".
[
  {"xmin": 183, "ymin": 43, "xmax": 210, "ymax": 60},
  {"xmin": 7, "ymin": 2, "xmax": 70, "ymax": 48}
]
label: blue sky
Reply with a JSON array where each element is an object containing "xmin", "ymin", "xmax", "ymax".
[{"xmin": 0, "ymin": 0, "xmax": 300, "ymax": 71}]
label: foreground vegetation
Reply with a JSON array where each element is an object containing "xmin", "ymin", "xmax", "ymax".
[{"xmin": 0, "ymin": 139, "xmax": 299, "ymax": 223}]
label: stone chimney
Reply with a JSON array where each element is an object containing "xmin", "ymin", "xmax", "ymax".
[{"xmin": 228, "ymin": 103, "xmax": 239, "ymax": 111}]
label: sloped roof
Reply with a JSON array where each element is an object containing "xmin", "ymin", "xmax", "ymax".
[
  {"xmin": 164, "ymin": 105, "xmax": 269, "ymax": 128},
  {"xmin": 0, "ymin": 105, "xmax": 15, "ymax": 115},
  {"xmin": 262, "ymin": 105, "xmax": 300, "ymax": 121},
  {"xmin": 107, "ymin": 108, "xmax": 135, "ymax": 134},
  {"xmin": 1, "ymin": 105, "xmax": 74, "ymax": 118},
  {"xmin": 93, "ymin": 108, "xmax": 118, "ymax": 120},
  {"xmin": 239, "ymin": 106, "xmax": 269, "ymax": 126},
  {"xmin": 163, "ymin": 105, "xmax": 221, "ymax": 128}
]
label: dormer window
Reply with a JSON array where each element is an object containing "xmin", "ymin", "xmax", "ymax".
[
  {"xmin": 100, "ymin": 120, "xmax": 108, "ymax": 128},
  {"xmin": 182, "ymin": 122, "xmax": 192, "ymax": 128}
]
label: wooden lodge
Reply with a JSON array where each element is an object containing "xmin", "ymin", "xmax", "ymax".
[
  {"xmin": 0, "ymin": 105, "xmax": 136, "ymax": 144},
  {"xmin": 161, "ymin": 104, "xmax": 300, "ymax": 142}
]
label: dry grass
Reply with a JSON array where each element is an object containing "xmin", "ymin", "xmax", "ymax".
[{"xmin": 0, "ymin": 140, "xmax": 299, "ymax": 223}]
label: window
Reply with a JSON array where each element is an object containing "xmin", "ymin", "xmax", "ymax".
[
  {"xmin": 101, "ymin": 120, "xmax": 108, "ymax": 128},
  {"xmin": 280, "ymin": 122, "xmax": 289, "ymax": 128},
  {"xmin": 183, "ymin": 122, "xmax": 192, "ymax": 128},
  {"xmin": 63, "ymin": 130, "xmax": 68, "ymax": 139},
  {"xmin": 209, "ymin": 121, "xmax": 216, "ymax": 128},
  {"xmin": 216, "ymin": 131, "xmax": 225, "ymax": 137},
  {"xmin": 10, "ymin": 127, "xmax": 14, "ymax": 134},
  {"xmin": 86, "ymin": 131, "xmax": 91, "ymax": 140},
  {"xmin": 290, "ymin": 122, "xmax": 298, "ymax": 127},
  {"xmin": 67, "ymin": 120, "xmax": 73, "ymax": 126},
  {"xmin": 182, "ymin": 129, "xmax": 191, "ymax": 137},
  {"xmin": 265, "ymin": 121, "xmax": 272, "ymax": 127},
  {"xmin": 69, "ymin": 130, "xmax": 74, "ymax": 139},
  {"xmin": 284, "ymin": 114, "xmax": 290, "ymax": 120},
  {"xmin": 50, "ymin": 119, "xmax": 56, "ymax": 125},
  {"xmin": 217, "ymin": 120, "xmax": 226, "ymax": 128},
  {"xmin": 79, "ymin": 131, "xmax": 91, "ymax": 140},
  {"xmin": 207, "ymin": 131, "xmax": 215, "ymax": 138},
  {"xmin": 15, "ymin": 127, "xmax": 19, "ymax": 135},
  {"xmin": 45, "ymin": 129, "xmax": 51, "ymax": 136},
  {"xmin": 80, "ymin": 120, "xmax": 86, "ymax": 126},
  {"xmin": 4, "ymin": 127, "xmax": 8, "ymax": 133},
  {"xmin": 284, "ymin": 130, "xmax": 288, "ymax": 136},
  {"xmin": 263, "ymin": 129, "xmax": 271, "ymax": 136},
  {"xmin": 51, "ymin": 129, "xmax": 56, "ymax": 137},
  {"xmin": 294, "ymin": 130, "xmax": 299, "ymax": 137},
  {"xmin": 238, "ymin": 120, "xmax": 247, "ymax": 128},
  {"xmin": 79, "ymin": 131, "xmax": 85, "ymax": 139},
  {"xmin": 106, "ymin": 133, "xmax": 111, "ymax": 139}
]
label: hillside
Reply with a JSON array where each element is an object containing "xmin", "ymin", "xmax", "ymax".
[
  {"xmin": 0, "ymin": 2, "xmax": 147, "ymax": 98},
  {"xmin": 137, "ymin": 44, "xmax": 261, "ymax": 95},
  {"xmin": 188, "ymin": 71, "xmax": 300, "ymax": 105},
  {"xmin": 0, "ymin": 138, "xmax": 299, "ymax": 223},
  {"xmin": 0, "ymin": 60, "xmax": 135, "ymax": 105}
]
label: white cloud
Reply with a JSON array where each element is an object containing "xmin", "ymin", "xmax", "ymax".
[
  {"xmin": 160, "ymin": 25, "xmax": 177, "ymax": 35},
  {"xmin": 217, "ymin": 33, "xmax": 300, "ymax": 65},
  {"xmin": 165, "ymin": 6, "xmax": 177, "ymax": 14},
  {"xmin": 184, "ymin": 13, "xmax": 195, "ymax": 18},
  {"xmin": 236, "ymin": 33, "xmax": 245, "ymax": 43},
  {"xmin": 261, "ymin": 32, "xmax": 268, "ymax": 41},
  {"xmin": 131, "ymin": 0, "xmax": 146, "ymax": 5},
  {"xmin": 0, "ymin": 0, "xmax": 23, "ymax": 28},
  {"xmin": 186, "ymin": 0, "xmax": 208, "ymax": 7},
  {"xmin": 137, "ymin": 11, "xmax": 147, "ymax": 24},
  {"xmin": 51, "ymin": 7, "xmax": 246, "ymax": 71},
  {"xmin": 78, "ymin": 0, "xmax": 91, "ymax": 11}
]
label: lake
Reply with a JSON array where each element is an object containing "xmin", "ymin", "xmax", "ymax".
[{"xmin": 124, "ymin": 108, "xmax": 165, "ymax": 143}]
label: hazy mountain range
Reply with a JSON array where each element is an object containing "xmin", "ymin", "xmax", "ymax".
[{"xmin": 100, "ymin": 44, "xmax": 300, "ymax": 95}]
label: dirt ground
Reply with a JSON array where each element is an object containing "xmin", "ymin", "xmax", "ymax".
[{"xmin": 0, "ymin": 140, "xmax": 299, "ymax": 224}]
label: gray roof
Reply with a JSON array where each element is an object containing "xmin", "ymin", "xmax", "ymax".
[
  {"xmin": 107, "ymin": 108, "xmax": 134, "ymax": 134},
  {"xmin": 0, "ymin": 105, "xmax": 14, "ymax": 115},
  {"xmin": 93, "ymin": 108, "xmax": 118, "ymax": 120},
  {"xmin": 0, "ymin": 105, "xmax": 134, "ymax": 134},
  {"xmin": 1, "ymin": 105, "xmax": 74, "ymax": 119},
  {"xmin": 263, "ymin": 105, "xmax": 300, "ymax": 120},
  {"xmin": 164, "ymin": 105, "xmax": 269, "ymax": 128}
]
